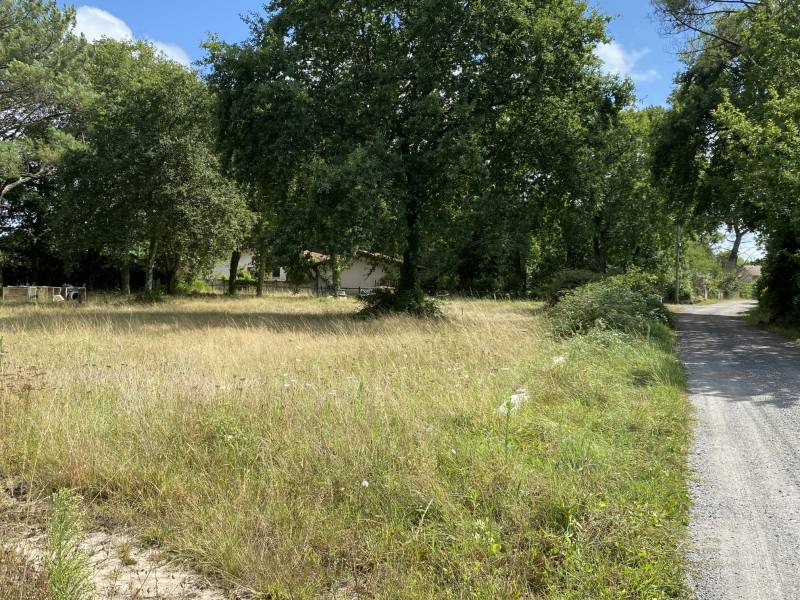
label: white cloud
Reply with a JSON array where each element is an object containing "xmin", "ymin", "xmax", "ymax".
[
  {"xmin": 150, "ymin": 41, "xmax": 191, "ymax": 67},
  {"xmin": 74, "ymin": 6, "xmax": 133, "ymax": 42},
  {"xmin": 596, "ymin": 41, "xmax": 660, "ymax": 83},
  {"xmin": 74, "ymin": 6, "xmax": 191, "ymax": 67}
]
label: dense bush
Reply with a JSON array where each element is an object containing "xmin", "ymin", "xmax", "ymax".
[
  {"xmin": 756, "ymin": 230, "xmax": 800, "ymax": 323},
  {"xmin": 357, "ymin": 287, "xmax": 442, "ymax": 318},
  {"xmin": 541, "ymin": 269, "xmax": 604, "ymax": 305},
  {"xmin": 549, "ymin": 275, "xmax": 671, "ymax": 336}
]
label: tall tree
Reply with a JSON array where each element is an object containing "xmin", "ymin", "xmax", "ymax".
[
  {"xmin": 58, "ymin": 40, "xmax": 251, "ymax": 293},
  {"xmin": 0, "ymin": 0, "xmax": 87, "ymax": 201},
  {"xmin": 207, "ymin": 0, "xmax": 622, "ymax": 313}
]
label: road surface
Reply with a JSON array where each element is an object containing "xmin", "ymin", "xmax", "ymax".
[{"xmin": 676, "ymin": 301, "xmax": 800, "ymax": 599}]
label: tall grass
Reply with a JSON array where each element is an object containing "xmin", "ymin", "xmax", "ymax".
[{"xmin": 0, "ymin": 297, "xmax": 690, "ymax": 598}]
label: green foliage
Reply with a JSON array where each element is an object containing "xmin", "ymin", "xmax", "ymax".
[
  {"xmin": 756, "ymin": 231, "xmax": 800, "ymax": 322},
  {"xmin": 45, "ymin": 490, "xmax": 93, "ymax": 600},
  {"xmin": 550, "ymin": 276, "xmax": 671, "ymax": 337},
  {"xmin": 0, "ymin": 1, "xmax": 88, "ymax": 198},
  {"xmin": 57, "ymin": 40, "xmax": 252, "ymax": 290},
  {"xmin": 357, "ymin": 287, "xmax": 442, "ymax": 319},
  {"xmin": 542, "ymin": 269, "xmax": 604, "ymax": 305},
  {"xmin": 206, "ymin": 0, "xmax": 630, "ymax": 308}
]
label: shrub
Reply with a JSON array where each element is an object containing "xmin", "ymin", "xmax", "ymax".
[
  {"xmin": 542, "ymin": 269, "xmax": 603, "ymax": 305},
  {"xmin": 357, "ymin": 287, "xmax": 442, "ymax": 318},
  {"xmin": 549, "ymin": 275, "xmax": 671, "ymax": 337},
  {"xmin": 45, "ymin": 490, "xmax": 93, "ymax": 600}
]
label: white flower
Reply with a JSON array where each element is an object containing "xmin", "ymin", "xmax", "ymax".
[
  {"xmin": 512, "ymin": 388, "xmax": 528, "ymax": 402},
  {"xmin": 361, "ymin": 480, "xmax": 369, "ymax": 488},
  {"xmin": 552, "ymin": 356, "xmax": 566, "ymax": 366},
  {"xmin": 498, "ymin": 388, "xmax": 528, "ymax": 415}
]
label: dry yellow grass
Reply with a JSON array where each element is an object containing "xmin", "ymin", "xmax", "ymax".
[{"xmin": 0, "ymin": 296, "xmax": 690, "ymax": 598}]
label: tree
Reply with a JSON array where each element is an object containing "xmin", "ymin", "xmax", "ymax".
[
  {"xmin": 654, "ymin": 0, "xmax": 800, "ymax": 317},
  {"xmin": 207, "ymin": 0, "xmax": 622, "ymax": 313},
  {"xmin": 0, "ymin": 0, "xmax": 87, "ymax": 201},
  {"xmin": 652, "ymin": 0, "xmax": 762, "ymax": 45},
  {"xmin": 58, "ymin": 40, "xmax": 252, "ymax": 293}
]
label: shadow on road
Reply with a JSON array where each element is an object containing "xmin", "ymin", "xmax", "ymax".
[{"xmin": 677, "ymin": 312, "xmax": 800, "ymax": 409}]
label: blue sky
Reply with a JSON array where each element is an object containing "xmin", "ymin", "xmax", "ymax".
[{"xmin": 69, "ymin": 1, "xmax": 682, "ymax": 106}]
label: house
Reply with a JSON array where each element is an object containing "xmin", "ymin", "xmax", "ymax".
[
  {"xmin": 211, "ymin": 251, "xmax": 287, "ymax": 282},
  {"xmin": 739, "ymin": 264, "xmax": 762, "ymax": 284},
  {"xmin": 210, "ymin": 249, "xmax": 399, "ymax": 292},
  {"xmin": 308, "ymin": 250, "xmax": 400, "ymax": 291}
]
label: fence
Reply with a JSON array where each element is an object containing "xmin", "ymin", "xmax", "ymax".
[{"xmin": 1, "ymin": 286, "xmax": 87, "ymax": 303}]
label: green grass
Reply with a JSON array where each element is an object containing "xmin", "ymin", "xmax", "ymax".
[{"xmin": 0, "ymin": 297, "xmax": 690, "ymax": 598}]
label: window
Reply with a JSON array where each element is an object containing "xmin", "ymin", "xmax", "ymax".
[{"xmin": 272, "ymin": 269, "xmax": 282, "ymax": 278}]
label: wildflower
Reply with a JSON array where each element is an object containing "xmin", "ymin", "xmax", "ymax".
[
  {"xmin": 329, "ymin": 389, "xmax": 337, "ymax": 396},
  {"xmin": 361, "ymin": 480, "xmax": 369, "ymax": 488},
  {"xmin": 497, "ymin": 388, "xmax": 528, "ymax": 415},
  {"xmin": 552, "ymin": 356, "xmax": 566, "ymax": 367}
]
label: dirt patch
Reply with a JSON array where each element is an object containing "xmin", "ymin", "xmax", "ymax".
[{"xmin": 1, "ymin": 481, "xmax": 240, "ymax": 599}]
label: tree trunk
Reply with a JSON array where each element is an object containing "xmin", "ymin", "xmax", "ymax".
[
  {"xmin": 329, "ymin": 251, "xmax": 341, "ymax": 292},
  {"xmin": 228, "ymin": 250, "xmax": 241, "ymax": 296},
  {"xmin": 398, "ymin": 194, "xmax": 424, "ymax": 307},
  {"xmin": 166, "ymin": 265, "xmax": 179, "ymax": 295},
  {"xmin": 255, "ymin": 249, "xmax": 267, "ymax": 298},
  {"xmin": 592, "ymin": 214, "xmax": 608, "ymax": 274},
  {"xmin": 726, "ymin": 225, "xmax": 745, "ymax": 272},
  {"xmin": 145, "ymin": 236, "xmax": 159, "ymax": 292},
  {"xmin": 120, "ymin": 263, "xmax": 131, "ymax": 296}
]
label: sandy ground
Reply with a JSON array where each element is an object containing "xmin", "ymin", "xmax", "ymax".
[
  {"xmin": 1, "ymin": 481, "xmax": 234, "ymax": 599},
  {"xmin": 677, "ymin": 301, "xmax": 800, "ymax": 599}
]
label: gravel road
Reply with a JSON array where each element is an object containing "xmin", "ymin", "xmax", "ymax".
[{"xmin": 677, "ymin": 301, "xmax": 800, "ymax": 599}]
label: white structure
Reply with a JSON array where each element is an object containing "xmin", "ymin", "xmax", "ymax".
[
  {"xmin": 313, "ymin": 251, "xmax": 399, "ymax": 290},
  {"xmin": 211, "ymin": 251, "xmax": 287, "ymax": 282},
  {"xmin": 211, "ymin": 249, "xmax": 399, "ymax": 292}
]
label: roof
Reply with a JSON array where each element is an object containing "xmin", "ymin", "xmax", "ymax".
[
  {"xmin": 739, "ymin": 265, "xmax": 762, "ymax": 281},
  {"xmin": 304, "ymin": 250, "xmax": 402, "ymax": 265}
]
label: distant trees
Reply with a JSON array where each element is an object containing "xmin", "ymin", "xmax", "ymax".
[
  {"xmin": 654, "ymin": 0, "xmax": 800, "ymax": 318},
  {"xmin": 57, "ymin": 40, "xmax": 252, "ymax": 293}
]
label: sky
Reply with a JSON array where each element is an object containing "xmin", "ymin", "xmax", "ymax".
[{"xmin": 69, "ymin": 0, "xmax": 683, "ymax": 106}]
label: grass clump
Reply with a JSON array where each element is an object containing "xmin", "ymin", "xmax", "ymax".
[
  {"xmin": 0, "ymin": 297, "xmax": 690, "ymax": 598},
  {"xmin": 44, "ymin": 490, "xmax": 93, "ymax": 600},
  {"xmin": 0, "ymin": 550, "xmax": 50, "ymax": 600},
  {"xmin": 550, "ymin": 275, "xmax": 671, "ymax": 337}
]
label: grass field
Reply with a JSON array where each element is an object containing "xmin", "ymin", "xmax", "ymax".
[{"xmin": 0, "ymin": 296, "xmax": 690, "ymax": 598}]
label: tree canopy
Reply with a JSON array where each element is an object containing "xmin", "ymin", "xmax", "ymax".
[{"xmin": 206, "ymin": 0, "xmax": 630, "ymax": 311}]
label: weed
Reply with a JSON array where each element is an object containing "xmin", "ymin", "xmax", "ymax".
[{"xmin": 44, "ymin": 490, "xmax": 93, "ymax": 600}]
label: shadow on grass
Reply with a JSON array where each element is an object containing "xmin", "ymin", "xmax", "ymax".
[{"xmin": 0, "ymin": 307, "xmax": 368, "ymax": 336}]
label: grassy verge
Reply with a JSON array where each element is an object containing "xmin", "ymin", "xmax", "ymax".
[
  {"xmin": 745, "ymin": 305, "xmax": 800, "ymax": 342},
  {"xmin": 0, "ymin": 297, "xmax": 690, "ymax": 598}
]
